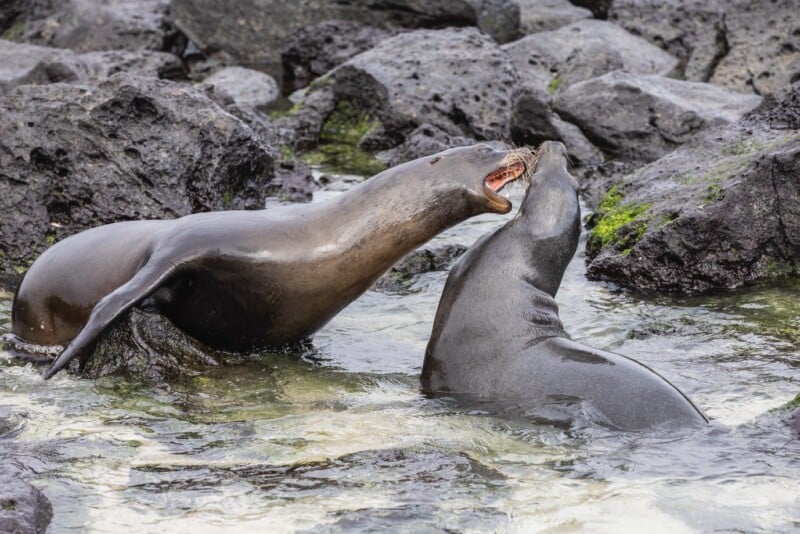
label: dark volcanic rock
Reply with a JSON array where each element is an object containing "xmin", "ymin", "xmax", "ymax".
[
  {"xmin": 281, "ymin": 20, "xmax": 394, "ymax": 90},
  {"xmin": 374, "ymin": 244, "xmax": 468, "ymax": 292},
  {"xmin": 554, "ymin": 71, "xmax": 762, "ymax": 162},
  {"xmin": 584, "ymin": 84, "xmax": 800, "ymax": 294},
  {"xmin": 503, "ymin": 20, "xmax": 678, "ymax": 97},
  {"xmin": 509, "ymin": 88, "xmax": 602, "ymax": 166},
  {"xmin": 568, "ymin": 0, "xmax": 611, "ymax": 18},
  {"xmin": 330, "ymin": 28, "xmax": 518, "ymax": 142},
  {"xmin": 376, "ymin": 124, "xmax": 474, "ymax": 167},
  {"xmin": 609, "ymin": 0, "xmax": 800, "ymax": 99},
  {"xmin": 518, "ymin": 0, "xmax": 592, "ymax": 34},
  {"xmin": 0, "ymin": 472, "xmax": 52, "ymax": 534},
  {"xmin": 17, "ymin": 0, "xmax": 176, "ymax": 53},
  {"xmin": 85, "ymin": 308, "xmax": 222, "ymax": 382},
  {"xmin": 0, "ymin": 40, "xmax": 185, "ymax": 93},
  {"xmin": 0, "ymin": 73, "xmax": 275, "ymax": 284},
  {"xmin": 172, "ymin": 0, "xmax": 520, "ymax": 78}
]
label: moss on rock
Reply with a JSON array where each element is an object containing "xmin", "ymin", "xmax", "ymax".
[{"xmin": 587, "ymin": 185, "xmax": 652, "ymax": 256}]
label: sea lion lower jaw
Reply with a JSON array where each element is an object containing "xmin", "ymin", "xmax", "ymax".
[
  {"xmin": 423, "ymin": 141, "xmax": 707, "ymax": 430},
  {"xmin": 10, "ymin": 143, "xmax": 530, "ymax": 379}
]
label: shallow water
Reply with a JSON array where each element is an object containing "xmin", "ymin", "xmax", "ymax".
[{"xmin": 1, "ymin": 178, "xmax": 799, "ymax": 533}]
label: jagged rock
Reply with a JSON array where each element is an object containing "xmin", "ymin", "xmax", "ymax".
[
  {"xmin": 0, "ymin": 73, "xmax": 277, "ymax": 284},
  {"xmin": 0, "ymin": 472, "xmax": 52, "ymax": 534},
  {"xmin": 200, "ymin": 66, "xmax": 279, "ymax": 109},
  {"xmin": 376, "ymin": 124, "xmax": 474, "ymax": 167},
  {"xmin": 281, "ymin": 20, "xmax": 394, "ymax": 90},
  {"xmin": 465, "ymin": 0, "xmax": 521, "ymax": 44},
  {"xmin": 584, "ymin": 83, "xmax": 800, "ymax": 294},
  {"xmin": 609, "ymin": 0, "xmax": 800, "ymax": 99},
  {"xmin": 375, "ymin": 244, "xmax": 468, "ymax": 292},
  {"xmin": 554, "ymin": 71, "xmax": 762, "ymax": 162},
  {"xmin": 503, "ymin": 19, "xmax": 678, "ymax": 97},
  {"xmin": 0, "ymin": 39, "xmax": 184, "ymax": 93},
  {"xmin": 172, "ymin": 0, "xmax": 521, "ymax": 78},
  {"xmin": 330, "ymin": 28, "xmax": 518, "ymax": 142},
  {"xmin": 16, "ymin": 0, "xmax": 177, "ymax": 53},
  {"xmin": 509, "ymin": 88, "xmax": 603, "ymax": 166},
  {"xmin": 85, "ymin": 307, "xmax": 222, "ymax": 382},
  {"xmin": 518, "ymin": 0, "xmax": 592, "ymax": 34}
]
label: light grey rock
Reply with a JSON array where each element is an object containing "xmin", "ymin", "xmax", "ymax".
[
  {"xmin": 331, "ymin": 27, "xmax": 518, "ymax": 141},
  {"xmin": 554, "ymin": 70, "xmax": 762, "ymax": 161},
  {"xmin": 0, "ymin": 40, "xmax": 184, "ymax": 93},
  {"xmin": 584, "ymin": 83, "xmax": 800, "ymax": 294},
  {"xmin": 0, "ymin": 472, "xmax": 52, "ymax": 534},
  {"xmin": 518, "ymin": 0, "xmax": 592, "ymax": 34},
  {"xmin": 503, "ymin": 19, "xmax": 678, "ymax": 95},
  {"xmin": 201, "ymin": 66, "xmax": 279, "ymax": 109}
]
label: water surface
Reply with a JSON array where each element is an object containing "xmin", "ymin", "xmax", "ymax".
[{"xmin": 1, "ymin": 179, "xmax": 798, "ymax": 532}]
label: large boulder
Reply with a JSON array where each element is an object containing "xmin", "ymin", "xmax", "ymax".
[
  {"xmin": 609, "ymin": 0, "xmax": 800, "ymax": 98},
  {"xmin": 14, "ymin": 0, "xmax": 178, "ymax": 53},
  {"xmin": 0, "ymin": 39, "xmax": 184, "ymax": 93},
  {"xmin": 0, "ymin": 472, "xmax": 52, "ymax": 534},
  {"xmin": 171, "ymin": 0, "xmax": 521, "ymax": 78},
  {"xmin": 200, "ymin": 66, "xmax": 279, "ymax": 109},
  {"xmin": 584, "ymin": 84, "xmax": 800, "ymax": 294},
  {"xmin": 554, "ymin": 71, "xmax": 762, "ymax": 162},
  {"xmin": 518, "ymin": 0, "xmax": 592, "ymax": 34},
  {"xmin": 330, "ymin": 28, "xmax": 518, "ymax": 142},
  {"xmin": 0, "ymin": 73, "xmax": 277, "ymax": 285},
  {"xmin": 280, "ymin": 20, "xmax": 395, "ymax": 90},
  {"xmin": 376, "ymin": 123, "xmax": 475, "ymax": 167},
  {"xmin": 503, "ymin": 19, "xmax": 678, "ymax": 97}
]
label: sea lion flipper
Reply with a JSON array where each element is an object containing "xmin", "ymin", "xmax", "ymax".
[{"xmin": 42, "ymin": 259, "xmax": 183, "ymax": 379}]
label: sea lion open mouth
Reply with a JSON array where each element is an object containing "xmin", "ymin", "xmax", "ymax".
[{"xmin": 482, "ymin": 148, "xmax": 537, "ymax": 213}]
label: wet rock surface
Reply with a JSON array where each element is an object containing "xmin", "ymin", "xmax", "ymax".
[
  {"xmin": 0, "ymin": 73, "xmax": 275, "ymax": 283},
  {"xmin": 610, "ymin": 0, "xmax": 800, "ymax": 99},
  {"xmin": 329, "ymin": 28, "xmax": 518, "ymax": 141},
  {"xmin": 584, "ymin": 84, "xmax": 800, "ymax": 294},
  {"xmin": 0, "ymin": 471, "xmax": 52, "ymax": 534},
  {"xmin": 554, "ymin": 71, "xmax": 763, "ymax": 162}
]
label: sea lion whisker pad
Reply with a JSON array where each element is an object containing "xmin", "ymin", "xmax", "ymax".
[{"xmin": 9, "ymin": 143, "xmax": 532, "ymax": 379}]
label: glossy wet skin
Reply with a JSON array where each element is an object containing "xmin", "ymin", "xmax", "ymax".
[
  {"xmin": 11, "ymin": 144, "xmax": 528, "ymax": 379},
  {"xmin": 422, "ymin": 141, "xmax": 707, "ymax": 430}
]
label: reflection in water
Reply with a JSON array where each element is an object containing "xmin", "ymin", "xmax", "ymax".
[{"xmin": 1, "ymin": 185, "xmax": 799, "ymax": 532}]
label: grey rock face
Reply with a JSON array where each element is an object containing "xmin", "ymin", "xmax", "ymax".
[
  {"xmin": 509, "ymin": 88, "xmax": 602, "ymax": 165},
  {"xmin": 609, "ymin": 0, "xmax": 800, "ymax": 99},
  {"xmin": 374, "ymin": 244, "xmax": 468, "ymax": 292},
  {"xmin": 518, "ymin": 0, "xmax": 592, "ymax": 34},
  {"xmin": 0, "ymin": 40, "xmax": 184, "ymax": 93},
  {"xmin": 201, "ymin": 66, "xmax": 280, "ymax": 109},
  {"xmin": 465, "ymin": 0, "xmax": 521, "ymax": 44},
  {"xmin": 0, "ymin": 473, "xmax": 52, "ymax": 534},
  {"xmin": 376, "ymin": 124, "xmax": 474, "ymax": 167},
  {"xmin": 280, "ymin": 20, "xmax": 394, "ymax": 89},
  {"xmin": 0, "ymin": 73, "xmax": 276, "ymax": 284},
  {"xmin": 18, "ymin": 0, "xmax": 174, "ymax": 52},
  {"xmin": 503, "ymin": 19, "xmax": 678, "ymax": 96},
  {"xmin": 584, "ymin": 84, "xmax": 800, "ymax": 294},
  {"xmin": 331, "ymin": 28, "xmax": 518, "ymax": 141},
  {"xmin": 172, "ymin": 0, "xmax": 520, "ymax": 78},
  {"xmin": 554, "ymin": 71, "xmax": 762, "ymax": 162}
]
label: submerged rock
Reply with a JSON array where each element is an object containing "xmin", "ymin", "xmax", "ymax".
[
  {"xmin": 0, "ymin": 472, "xmax": 52, "ymax": 534},
  {"xmin": 554, "ymin": 71, "xmax": 762, "ymax": 162},
  {"xmin": 374, "ymin": 244, "xmax": 468, "ymax": 292},
  {"xmin": 0, "ymin": 73, "xmax": 276, "ymax": 284},
  {"xmin": 86, "ymin": 308, "xmax": 222, "ymax": 382},
  {"xmin": 0, "ymin": 39, "xmax": 184, "ymax": 93},
  {"xmin": 610, "ymin": 0, "xmax": 800, "ymax": 99},
  {"xmin": 503, "ymin": 19, "xmax": 678, "ymax": 97},
  {"xmin": 584, "ymin": 84, "xmax": 800, "ymax": 294}
]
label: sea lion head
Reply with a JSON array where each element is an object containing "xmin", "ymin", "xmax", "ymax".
[{"xmin": 424, "ymin": 143, "xmax": 537, "ymax": 214}]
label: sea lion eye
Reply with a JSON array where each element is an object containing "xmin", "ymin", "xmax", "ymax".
[
  {"xmin": 430, "ymin": 157, "xmax": 441, "ymax": 165},
  {"xmin": 478, "ymin": 146, "xmax": 492, "ymax": 155}
]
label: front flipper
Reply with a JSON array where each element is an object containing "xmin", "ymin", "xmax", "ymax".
[{"xmin": 42, "ymin": 259, "xmax": 185, "ymax": 379}]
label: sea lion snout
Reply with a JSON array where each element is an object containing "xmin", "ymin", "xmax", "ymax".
[{"xmin": 532, "ymin": 141, "xmax": 578, "ymax": 191}]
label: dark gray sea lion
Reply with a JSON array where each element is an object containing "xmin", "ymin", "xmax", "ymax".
[
  {"xmin": 10, "ymin": 144, "xmax": 531, "ymax": 379},
  {"xmin": 422, "ymin": 141, "xmax": 707, "ymax": 430}
]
